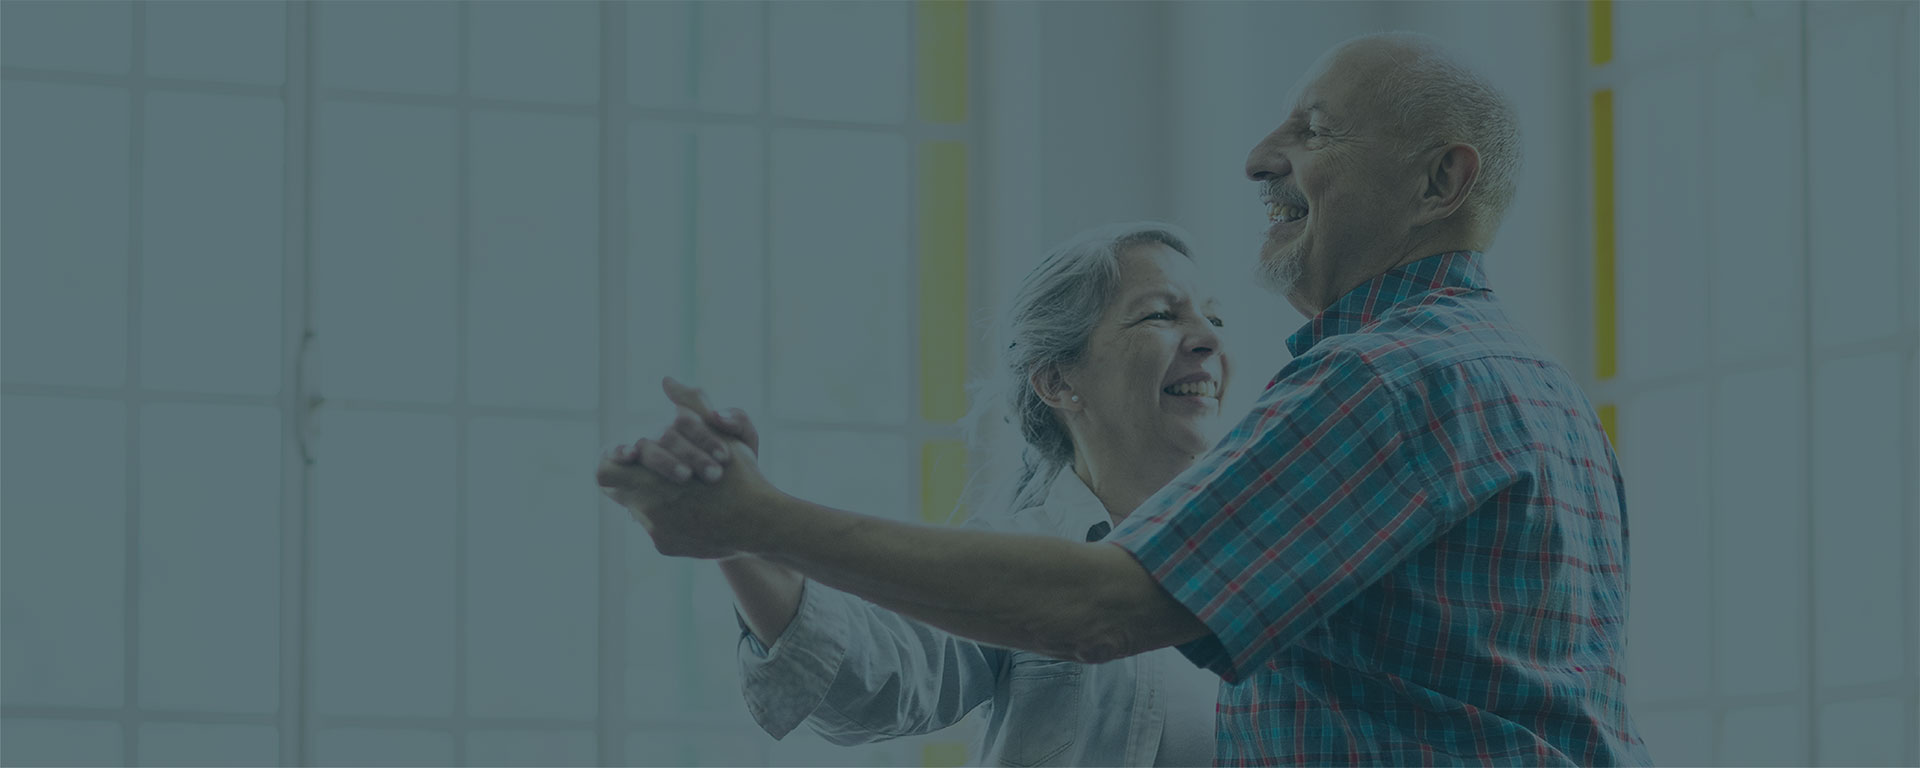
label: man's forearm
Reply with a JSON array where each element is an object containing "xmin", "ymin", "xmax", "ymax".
[{"xmin": 742, "ymin": 492, "xmax": 1207, "ymax": 663}]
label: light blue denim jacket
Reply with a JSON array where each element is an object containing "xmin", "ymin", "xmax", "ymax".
[{"xmin": 737, "ymin": 473, "xmax": 1218, "ymax": 766}]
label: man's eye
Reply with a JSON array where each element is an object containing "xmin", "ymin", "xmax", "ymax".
[
  {"xmin": 1208, "ymin": 316, "xmax": 1225, "ymax": 328},
  {"xmin": 1143, "ymin": 311, "xmax": 1173, "ymax": 322}
]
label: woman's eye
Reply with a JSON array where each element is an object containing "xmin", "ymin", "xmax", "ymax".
[
  {"xmin": 1208, "ymin": 316, "xmax": 1225, "ymax": 328},
  {"xmin": 1143, "ymin": 311, "xmax": 1173, "ymax": 321}
]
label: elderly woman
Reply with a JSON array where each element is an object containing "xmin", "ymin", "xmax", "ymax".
[{"xmin": 615, "ymin": 222, "xmax": 1231, "ymax": 766}]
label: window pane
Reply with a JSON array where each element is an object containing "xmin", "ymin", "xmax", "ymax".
[
  {"xmin": 1622, "ymin": 383, "xmax": 1712, "ymax": 700},
  {"xmin": 467, "ymin": 730, "xmax": 596, "ymax": 767},
  {"xmin": 1612, "ymin": 0, "xmax": 1706, "ymax": 63},
  {"xmin": 693, "ymin": 126, "xmax": 767, "ymax": 412},
  {"xmin": 1, "ymin": 82, "xmax": 129, "ymax": 388},
  {"xmin": 465, "ymin": 418, "xmax": 599, "ymax": 719},
  {"xmin": 141, "ymin": 92, "xmax": 283, "ymax": 396},
  {"xmin": 138, "ymin": 403, "xmax": 281, "ymax": 713},
  {"xmin": 313, "ymin": 101, "xmax": 459, "ymax": 404},
  {"xmin": 769, "ymin": 130, "xmax": 909, "ymax": 424},
  {"xmin": 1807, "ymin": 8, "xmax": 1903, "ymax": 349},
  {"xmin": 629, "ymin": 727, "xmax": 769, "ymax": 768},
  {"xmin": 1634, "ymin": 709, "xmax": 1712, "ymax": 767},
  {"xmin": 469, "ymin": 0, "xmax": 598, "ymax": 104},
  {"xmin": 0, "ymin": 397, "xmax": 125, "ymax": 708},
  {"xmin": 764, "ymin": 727, "xmax": 914, "ymax": 767},
  {"xmin": 762, "ymin": 430, "xmax": 911, "ymax": 521},
  {"xmin": 770, "ymin": 2, "xmax": 908, "ymax": 123},
  {"xmin": 1713, "ymin": 368, "xmax": 1804, "ymax": 697},
  {"xmin": 696, "ymin": 1, "xmax": 764, "ymax": 114},
  {"xmin": 627, "ymin": 1, "xmax": 690, "ymax": 107},
  {"xmin": 145, "ymin": 0, "xmax": 285, "ymax": 85},
  {"xmin": 0, "ymin": 0, "xmax": 132, "ymax": 74},
  {"xmin": 311, "ymin": 411, "xmax": 458, "ymax": 718},
  {"xmin": 1812, "ymin": 353, "xmax": 1904, "ymax": 688},
  {"xmin": 138, "ymin": 723, "xmax": 279, "ymax": 767},
  {"xmin": 627, "ymin": 121, "xmax": 691, "ymax": 403},
  {"xmin": 1613, "ymin": 65, "xmax": 1707, "ymax": 382},
  {"xmin": 467, "ymin": 111, "xmax": 599, "ymax": 410},
  {"xmin": 1720, "ymin": 705, "xmax": 1803, "ymax": 767},
  {"xmin": 0, "ymin": 719, "xmax": 122, "ymax": 767},
  {"xmin": 1708, "ymin": 45, "xmax": 1803, "ymax": 363},
  {"xmin": 314, "ymin": 728, "xmax": 453, "ymax": 767},
  {"xmin": 316, "ymin": 1, "xmax": 458, "ymax": 95},
  {"xmin": 1818, "ymin": 697, "xmax": 1908, "ymax": 766}
]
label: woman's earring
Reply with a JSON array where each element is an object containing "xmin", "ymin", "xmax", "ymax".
[{"xmin": 1070, "ymin": 395, "xmax": 1080, "ymax": 403}]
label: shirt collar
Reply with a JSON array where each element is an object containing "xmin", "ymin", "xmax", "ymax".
[
  {"xmin": 1039, "ymin": 469, "xmax": 1117, "ymax": 542},
  {"xmin": 1284, "ymin": 250, "xmax": 1489, "ymax": 358}
]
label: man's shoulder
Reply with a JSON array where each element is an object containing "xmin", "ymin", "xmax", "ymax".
[
  {"xmin": 1349, "ymin": 291, "xmax": 1550, "ymax": 375},
  {"xmin": 1284, "ymin": 292, "xmax": 1566, "ymax": 405}
]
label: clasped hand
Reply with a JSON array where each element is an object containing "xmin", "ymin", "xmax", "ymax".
[{"xmin": 597, "ymin": 378, "xmax": 773, "ymax": 559}]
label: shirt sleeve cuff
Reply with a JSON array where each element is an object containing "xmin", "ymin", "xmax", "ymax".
[
  {"xmin": 735, "ymin": 580, "xmax": 855, "ymax": 739},
  {"xmin": 1106, "ymin": 536, "xmax": 1251, "ymax": 684}
]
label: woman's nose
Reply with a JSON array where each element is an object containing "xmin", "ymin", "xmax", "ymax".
[{"xmin": 1187, "ymin": 320, "xmax": 1221, "ymax": 356}]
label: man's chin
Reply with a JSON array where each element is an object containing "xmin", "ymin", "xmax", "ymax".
[{"xmin": 1255, "ymin": 249, "xmax": 1303, "ymax": 298}]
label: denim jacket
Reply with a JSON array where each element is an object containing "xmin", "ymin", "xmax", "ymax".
[{"xmin": 736, "ymin": 473, "xmax": 1218, "ymax": 766}]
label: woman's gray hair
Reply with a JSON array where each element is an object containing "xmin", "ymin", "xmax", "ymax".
[{"xmin": 961, "ymin": 221, "xmax": 1196, "ymax": 516}]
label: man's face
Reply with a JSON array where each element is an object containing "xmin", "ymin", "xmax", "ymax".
[{"xmin": 1244, "ymin": 45, "xmax": 1419, "ymax": 315}]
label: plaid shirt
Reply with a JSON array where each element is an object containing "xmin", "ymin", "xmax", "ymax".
[{"xmin": 1108, "ymin": 252, "xmax": 1650, "ymax": 766}]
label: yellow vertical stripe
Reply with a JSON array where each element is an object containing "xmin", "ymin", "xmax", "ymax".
[
  {"xmin": 921, "ymin": 440, "xmax": 968, "ymax": 525},
  {"xmin": 1591, "ymin": 89, "xmax": 1617, "ymax": 381},
  {"xmin": 916, "ymin": 0, "xmax": 968, "ymax": 123},
  {"xmin": 919, "ymin": 141, "xmax": 969, "ymax": 422},
  {"xmin": 922, "ymin": 741, "xmax": 969, "ymax": 768},
  {"xmin": 1598, "ymin": 403, "xmax": 1619, "ymax": 450},
  {"xmin": 1588, "ymin": 0, "xmax": 1613, "ymax": 66}
]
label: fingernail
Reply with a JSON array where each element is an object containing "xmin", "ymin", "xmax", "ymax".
[
  {"xmin": 711, "ymin": 448, "xmax": 728, "ymax": 462},
  {"xmin": 703, "ymin": 466, "xmax": 723, "ymax": 483},
  {"xmin": 673, "ymin": 465, "xmax": 692, "ymax": 482}
]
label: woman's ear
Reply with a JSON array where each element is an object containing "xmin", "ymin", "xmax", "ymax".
[{"xmin": 1030, "ymin": 365, "xmax": 1080, "ymax": 411}]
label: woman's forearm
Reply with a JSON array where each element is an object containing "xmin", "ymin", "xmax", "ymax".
[{"xmin": 719, "ymin": 555, "xmax": 806, "ymax": 647}]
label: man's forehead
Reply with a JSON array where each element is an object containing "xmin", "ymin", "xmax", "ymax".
[{"xmin": 1285, "ymin": 42, "xmax": 1397, "ymax": 119}]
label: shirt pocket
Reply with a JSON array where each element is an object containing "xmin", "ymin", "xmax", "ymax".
[{"xmin": 997, "ymin": 658, "xmax": 1084, "ymax": 767}]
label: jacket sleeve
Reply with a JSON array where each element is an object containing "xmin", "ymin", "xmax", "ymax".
[{"xmin": 737, "ymin": 579, "xmax": 1006, "ymax": 744}]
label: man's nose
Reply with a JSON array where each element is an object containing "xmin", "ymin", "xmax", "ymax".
[{"xmin": 1245, "ymin": 131, "xmax": 1290, "ymax": 181}]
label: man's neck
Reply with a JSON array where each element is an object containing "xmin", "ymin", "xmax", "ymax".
[{"xmin": 1302, "ymin": 235, "xmax": 1484, "ymax": 316}]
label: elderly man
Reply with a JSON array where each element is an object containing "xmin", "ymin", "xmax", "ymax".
[{"xmin": 603, "ymin": 32, "xmax": 1649, "ymax": 766}]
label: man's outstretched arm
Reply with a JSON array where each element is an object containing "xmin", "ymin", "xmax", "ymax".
[
  {"xmin": 599, "ymin": 454, "xmax": 1208, "ymax": 663},
  {"xmin": 758, "ymin": 491, "xmax": 1209, "ymax": 663}
]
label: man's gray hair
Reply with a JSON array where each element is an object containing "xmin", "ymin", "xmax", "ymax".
[
  {"xmin": 1370, "ymin": 32, "xmax": 1522, "ymax": 236},
  {"xmin": 963, "ymin": 221, "xmax": 1196, "ymax": 515}
]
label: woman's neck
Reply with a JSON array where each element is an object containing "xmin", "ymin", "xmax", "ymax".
[{"xmin": 1072, "ymin": 448, "xmax": 1196, "ymax": 528}]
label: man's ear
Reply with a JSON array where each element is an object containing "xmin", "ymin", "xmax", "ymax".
[
  {"xmin": 1414, "ymin": 142, "xmax": 1481, "ymax": 226},
  {"xmin": 1030, "ymin": 365, "xmax": 1080, "ymax": 411}
]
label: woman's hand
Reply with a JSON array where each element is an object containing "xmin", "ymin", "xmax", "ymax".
[
  {"xmin": 598, "ymin": 433, "xmax": 774, "ymax": 559},
  {"xmin": 611, "ymin": 377, "xmax": 760, "ymax": 484}
]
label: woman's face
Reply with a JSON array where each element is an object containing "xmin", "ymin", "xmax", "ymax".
[{"xmin": 1061, "ymin": 242, "xmax": 1231, "ymax": 461}]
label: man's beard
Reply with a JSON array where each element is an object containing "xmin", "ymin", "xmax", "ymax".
[{"xmin": 1255, "ymin": 240, "xmax": 1305, "ymax": 298}]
